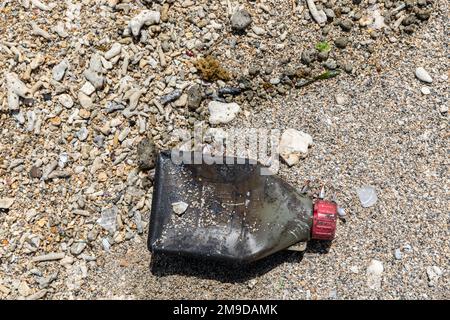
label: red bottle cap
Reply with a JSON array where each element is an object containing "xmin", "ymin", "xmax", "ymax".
[{"xmin": 311, "ymin": 199, "xmax": 337, "ymax": 240}]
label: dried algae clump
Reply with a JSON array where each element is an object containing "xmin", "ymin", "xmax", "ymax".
[{"xmin": 194, "ymin": 55, "xmax": 231, "ymax": 82}]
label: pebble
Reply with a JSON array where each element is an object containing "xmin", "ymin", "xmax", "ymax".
[
  {"xmin": 52, "ymin": 60, "xmax": 69, "ymax": 81},
  {"xmin": 394, "ymin": 248, "xmax": 403, "ymax": 260},
  {"xmin": 335, "ymin": 37, "xmax": 349, "ymax": 49},
  {"xmin": 58, "ymin": 94, "xmax": 74, "ymax": 109},
  {"xmin": 339, "ymin": 19, "xmax": 353, "ymax": 31},
  {"xmin": 187, "ymin": 84, "xmax": 203, "ymax": 110},
  {"xmin": 366, "ymin": 259, "xmax": 384, "ymax": 290},
  {"xmin": 172, "ymin": 201, "xmax": 188, "ymax": 216},
  {"xmin": 18, "ymin": 281, "xmax": 31, "ymax": 297},
  {"xmin": 80, "ymin": 82, "xmax": 96, "ymax": 96},
  {"xmin": 279, "ymin": 129, "xmax": 313, "ymax": 166},
  {"xmin": 251, "ymin": 26, "xmax": 266, "ymax": 36},
  {"xmin": 231, "ymin": 9, "xmax": 252, "ymax": 31},
  {"xmin": 307, "ymin": 0, "xmax": 327, "ymax": 25},
  {"xmin": 421, "ymin": 86, "xmax": 431, "ymax": 95},
  {"xmin": 208, "ymin": 101, "xmax": 240, "ymax": 124},
  {"xmin": 426, "ymin": 266, "xmax": 442, "ymax": 287},
  {"xmin": 137, "ymin": 138, "xmax": 156, "ymax": 170},
  {"xmin": 335, "ymin": 94, "xmax": 348, "ymax": 105},
  {"xmin": 97, "ymin": 206, "xmax": 118, "ymax": 233},
  {"xmin": 160, "ymin": 89, "xmax": 182, "ymax": 105},
  {"xmin": 104, "ymin": 43, "xmax": 122, "ymax": 60},
  {"xmin": 0, "ymin": 197, "xmax": 15, "ymax": 209},
  {"xmin": 70, "ymin": 242, "xmax": 87, "ymax": 256},
  {"xmin": 77, "ymin": 127, "xmax": 89, "ymax": 141},
  {"xmin": 32, "ymin": 252, "xmax": 65, "ymax": 262},
  {"xmin": 356, "ymin": 186, "xmax": 378, "ymax": 208},
  {"xmin": 78, "ymin": 92, "xmax": 93, "ymax": 109},
  {"xmin": 415, "ymin": 67, "xmax": 433, "ymax": 83},
  {"xmin": 301, "ymin": 49, "xmax": 316, "ymax": 65}
]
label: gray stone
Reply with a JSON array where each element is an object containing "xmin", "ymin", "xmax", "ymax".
[
  {"xmin": 70, "ymin": 242, "xmax": 87, "ymax": 256},
  {"xmin": 231, "ymin": 9, "xmax": 252, "ymax": 31},
  {"xmin": 187, "ymin": 84, "xmax": 203, "ymax": 109},
  {"xmin": 137, "ymin": 138, "xmax": 156, "ymax": 170},
  {"xmin": 335, "ymin": 37, "xmax": 349, "ymax": 49}
]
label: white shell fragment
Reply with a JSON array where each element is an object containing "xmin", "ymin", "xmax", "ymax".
[
  {"xmin": 367, "ymin": 259, "xmax": 384, "ymax": 290},
  {"xmin": 357, "ymin": 186, "xmax": 378, "ymax": 208},
  {"xmin": 208, "ymin": 101, "xmax": 240, "ymax": 124},
  {"xmin": 172, "ymin": 201, "xmax": 188, "ymax": 216},
  {"xmin": 279, "ymin": 129, "xmax": 313, "ymax": 166},
  {"xmin": 415, "ymin": 67, "xmax": 433, "ymax": 83},
  {"xmin": 127, "ymin": 10, "xmax": 161, "ymax": 37}
]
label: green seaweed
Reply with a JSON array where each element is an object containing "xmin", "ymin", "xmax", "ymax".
[{"xmin": 315, "ymin": 41, "xmax": 331, "ymax": 52}]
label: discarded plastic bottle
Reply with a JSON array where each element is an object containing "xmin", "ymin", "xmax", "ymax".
[{"xmin": 148, "ymin": 151, "xmax": 337, "ymax": 263}]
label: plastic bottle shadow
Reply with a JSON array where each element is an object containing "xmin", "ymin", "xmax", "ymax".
[{"xmin": 149, "ymin": 241, "xmax": 331, "ymax": 283}]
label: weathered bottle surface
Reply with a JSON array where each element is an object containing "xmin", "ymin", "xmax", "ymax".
[{"xmin": 148, "ymin": 151, "xmax": 337, "ymax": 263}]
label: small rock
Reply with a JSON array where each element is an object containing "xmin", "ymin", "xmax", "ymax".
[
  {"xmin": 80, "ymin": 82, "xmax": 96, "ymax": 96},
  {"xmin": 97, "ymin": 206, "xmax": 118, "ymax": 233},
  {"xmin": 350, "ymin": 266, "xmax": 359, "ymax": 274},
  {"xmin": 415, "ymin": 67, "xmax": 433, "ymax": 83},
  {"xmin": 231, "ymin": 9, "xmax": 252, "ymax": 31},
  {"xmin": 356, "ymin": 186, "xmax": 378, "ymax": 208},
  {"xmin": 58, "ymin": 94, "xmax": 74, "ymax": 109},
  {"xmin": 32, "ymin": 252, "xmax": 65, "ymax": 262},
  {"xmin": 29, "ymin": 166, "xmax": 43, "ymax": 179},
  {"xmin": 367, "ymin": 259, "xmax": 384, "ymax": 290},
  {"xmin": 279, "ymin": 129, "xmax": 313, "ymax": 166},
  {"xmin": 421, "ymin": 86, "xmax": 431, "ymax": 95},
  {"xmin": 52, "ymin": 60, "xmax": 69, "ymax": 81},
  {"xmin": 394, "ymin": 248, "xmax": 403, "ymax": 260},
  {"xmin": 78, "ymin": 92, "xmax": 93, "ymax": 109},
  {"xmin": 335, "ymin": 37, "xmax": 349, "ymax": 49},
  {"xmin": 18, "ymin": 281, "xmax": 31, "ymax": 297},
  {"xmin": 187, "ymin": 84, "xmax": 203, "ymax": 109},
  {"xmin": 70, "ymin": 242, "xmax": 87, "ymax": 256},
  {"xmin": 0, "ymin": 198, "xmax": 15, "ymax": 210},
  {"xmin": 137, "ymin": 138, "xmax": 156, "ymax": 170},
  {"xmin": 160, "ymin": 89, "xmax": 182, "ymax": 105},
  {"xmin": 324, "ymin": 59, "xmax": 337, "ymax": 70},
  {"xmin": 77, "ymin": 127, "xmax": 89, "ymax": 141},
  {"xmin": 208, "ymin": 101, "xmax": 240, "ymax": 124},
  {"xmin": 251, "ymin": 26, "xmax": 266, "ymax": 36},
  {"xmin": 301, "ymin": 49, "xmax": 316, "ymax": 65},
  {"xmin": 337, "ymin": 207, "xmax": 346, "ymax": 218},
  {"xmin": 104, "ymin": 43, "xmax": 122, "ymax": 60},
  {"xmin": 172, "ymin": 201, "xmax": 188, "ymax": 216},
  {"xmin": 335, "ymin": 94, "xmax": 348, "ymax": 105},
  {"xmin": 426, "ymin": 266, "xmax": 442, "ymax": 287},
  {"xmin": 60, "ymin": 256, "xmax": 74, "ymax": 267},
  {"xmin": 339, "ymin": 19, "xmax": 353, "ymax": 31}
]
